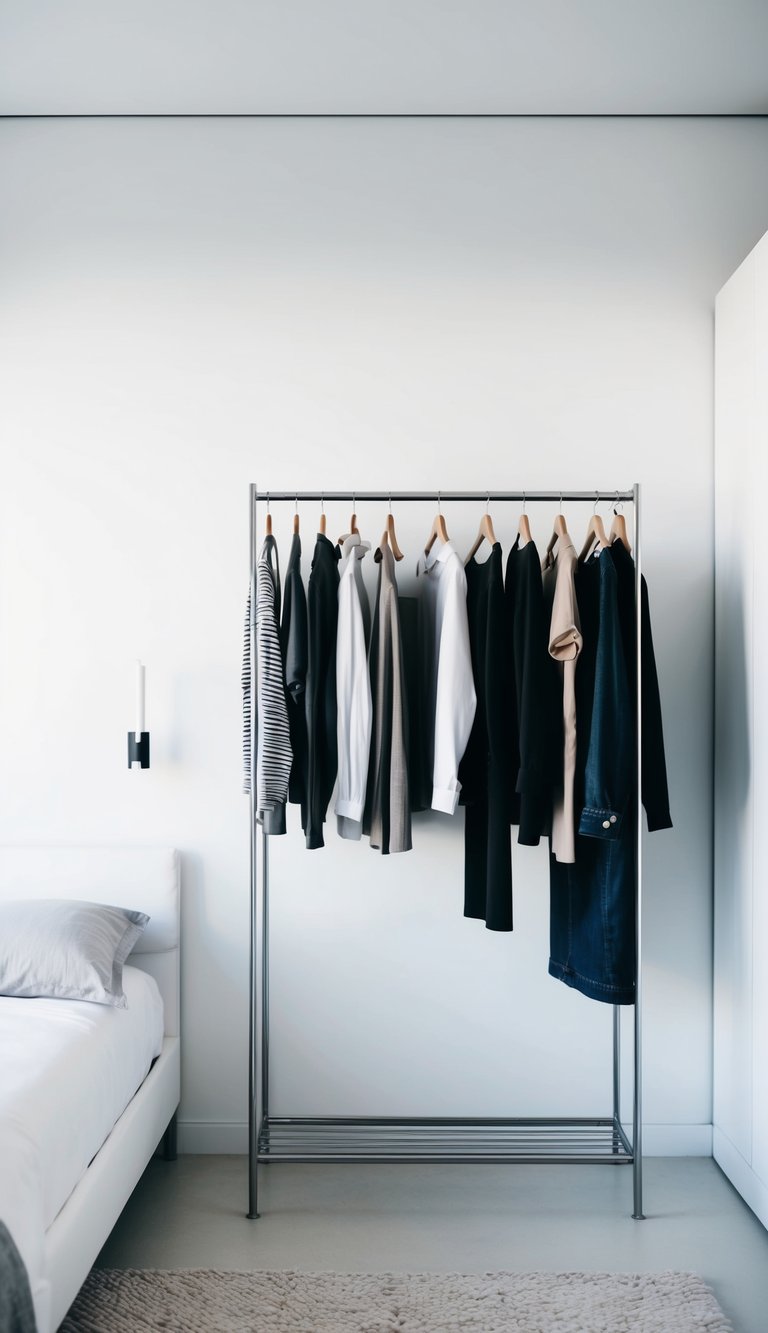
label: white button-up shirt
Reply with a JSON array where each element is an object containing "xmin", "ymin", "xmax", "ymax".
[
  {"xmin": 335, "ymin": 532, "xmax": 372, "ymax": 839},
  {"xmin": 417, "ymin": 540, "xmax": 477, "ymax": 815}
]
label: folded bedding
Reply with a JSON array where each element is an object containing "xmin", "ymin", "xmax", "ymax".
[{"xmin": 0, "ymin": 965, "xmax": 164, "ymax": 1326}]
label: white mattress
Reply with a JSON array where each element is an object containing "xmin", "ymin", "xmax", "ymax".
[{"xmin": 0, "ymin": 965, "xmax": 163, "ymax": 1302}]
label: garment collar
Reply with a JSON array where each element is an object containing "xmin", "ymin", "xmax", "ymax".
[
  {"xmin": 422, "ymin": 539, "xmax": 455, "ymax": 572},
  {"xmin": 339, "ymin": 531, "xmax": 371, "ymax": 562},
  {"xmin": 543, "ymin": 533, "xmax": 576, "ymax": 569}
]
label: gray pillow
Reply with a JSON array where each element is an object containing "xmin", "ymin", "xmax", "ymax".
[{"xmin": 0, "ymin": 899, "xmax": 149, "ymax": 1007}]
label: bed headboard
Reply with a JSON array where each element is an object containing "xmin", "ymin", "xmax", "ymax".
[{"xmin": 0, "ymin": 845, "xmax": 180, "ymax": 1037}]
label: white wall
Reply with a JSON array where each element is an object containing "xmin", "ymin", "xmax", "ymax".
[{"xmin": 1, "ymin": 115, "xmax": 767, "ymax": 1154}]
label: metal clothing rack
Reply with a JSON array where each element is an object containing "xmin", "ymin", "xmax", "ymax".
[{"xmin": 247, "ymin": 485, "xmax": 644, "ymax": 1221}]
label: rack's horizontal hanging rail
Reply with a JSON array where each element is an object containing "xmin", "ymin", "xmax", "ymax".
[{"xmin": 253, "ymin": 490, "xmax": 634, "ymax": 504}]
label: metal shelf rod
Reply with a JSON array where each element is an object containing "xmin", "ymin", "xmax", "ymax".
[
  {"xmin": 268, "ymin": 1115, "xmax": 619, "ymax": 1126},
  {"xmin": 258, "ymin": 1154, "xmax": 632, "ymax": 1166}
]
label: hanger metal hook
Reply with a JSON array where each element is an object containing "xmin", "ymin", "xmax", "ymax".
[
  {"xmin": 593, "ymin": 490, "xmax": 599, "ymax": 515},
  {"xmin": 266, "ymin": 493, "xmax": 270, "ymax": 513},
  {"xmin": 559, "ymin": 493, "xmax": 563, "ymax": 514},
  {"xmin": 295, "ymin": 494, "xmax": 298, "ymax": 514},
  {"xmin": 437, "ymin": 490, "xmax": 441, "ymax": 513},
  {"xmin": 486, "ymin": 493, "xmax": 490, "ymax": 514},
  {"xmin": 389, "ymin": 494, "xmax": 392, "ymax": 514},
  {"xmin": 522, "ymin": 491, "xmax": 527, "ymax": 514},
  {"xmin": 614, "ymin": 489, "xmax": 624, "ymax": 515}
]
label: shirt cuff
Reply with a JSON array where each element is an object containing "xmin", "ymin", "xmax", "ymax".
[
  {"xmin": 578, "ymin": 807, "xmax": 623, "ymax": 840},
  {"xmin": 336, "ymin": 797, "xmax": 365, "ymax": 821},
  {"xmin": 432, "ymin": 783, "xmax": 461, "ymax": 816},
  {"xmin": 646, "ymin": 807, "xmax": 673, "ymax": 833}
]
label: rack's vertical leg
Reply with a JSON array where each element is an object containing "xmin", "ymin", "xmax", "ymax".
[
  {"xmin": 612, "ymin": 1006, "xmax": 621, "ymax": 1153},
  {"xmin": 632, "ymin": 481, "xmax": 645, "ymax": 1220},
  {"xmin": 261, "ymin": 828, "xmax": 270, "ymax": 1136},
  {"xmin": 248, "ymin": 484, "xmax": 260, "ymax": 1220}
]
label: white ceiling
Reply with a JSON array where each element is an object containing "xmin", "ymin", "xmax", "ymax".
[{"xmin": 1, "ymin": 0, "xmax": 767, "ymax": 116}]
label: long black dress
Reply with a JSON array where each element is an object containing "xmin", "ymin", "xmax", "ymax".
[
  {"xmin": 505, "ymin": 537, "xmax": 560, "ymax": 844},
  {"xmin": 459, "ymin": 543, "xmax": 513, "ymax": 932}
]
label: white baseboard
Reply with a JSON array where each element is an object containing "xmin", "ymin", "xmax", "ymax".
[
  {"xmin": 713, "ymin": 1126, "xmax": 768, "ymax": 1230},
  {"xmin": 178, "ymin": 1121, "xmax": 249, "ymax": 1153},
  {"xmin": 178, "ymin": 1120, "xmax": 713, "ymax": 1157},
  {"xmin": 639, "ymin": 1123, "xmax": 712, "ymax": 1156}
]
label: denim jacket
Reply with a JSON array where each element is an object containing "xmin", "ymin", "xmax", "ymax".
[
  {"xmin": 548, "ymin": 545, "xmax": 671, "ymax": 1005},
  {"xmin": 578, "ymin": 550, "xmax": 632, "ymax": 843}
]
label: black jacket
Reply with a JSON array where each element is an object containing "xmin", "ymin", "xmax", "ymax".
[
  {"xmin": 279, "ymin": 532, "xmax": 309, "ymax": 832},
  {"xmin": 305, "ymin": 533, "xmax": 340, "ymax": 849},
  {"xmin": 609, "ymin": 539, "xmax": 672, "ymax": 832}
]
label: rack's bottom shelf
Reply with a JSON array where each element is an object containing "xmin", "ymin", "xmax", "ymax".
[{"xmin": 257, "ymin": 1116, "xmax": 634, "ymax": 1165}]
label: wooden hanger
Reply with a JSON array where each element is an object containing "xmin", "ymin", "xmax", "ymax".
[
  {"xmin": 337, "ymin": 503, "xmax": 360, "ymax": 546},
  {"xmin": 379, "ymin": 505, "xmax": 404, "ymax": 561},
  {"xmin": 424, "ymin": 496, "xmax": 449, "ymax": 556},
  {"xmin": 518, "ymin": 495, "xmax": 532, "ymax": 546},
  {"xmin": 610, "ymin": 498, "xmax": 631, "ymax": 552},
  {"xmin": 578, "ymin": 498, "xmax": 610, "ymax": 563},
  {"xmin": 545, "ymin": 501, "xmax": 569, "ymax": 562},
  {"xmin": 465, "ymin": 501, "xmax": 497, "ymax": 566}
]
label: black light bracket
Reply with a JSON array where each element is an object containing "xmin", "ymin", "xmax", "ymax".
[{"xmin": 128, "ymin": 731, "xmax": 150, "ymax": 769}]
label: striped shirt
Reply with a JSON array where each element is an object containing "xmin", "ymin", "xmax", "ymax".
[{"xmin": 242, "ymin": 538, "xmax": 293, "ymax": 823}]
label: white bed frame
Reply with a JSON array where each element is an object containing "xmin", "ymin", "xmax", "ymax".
[{"xmin": 0, "ymin": 845, "xmax": 180, "ymax": 1333}]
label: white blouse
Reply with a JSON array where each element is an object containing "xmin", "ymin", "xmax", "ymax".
[
  {"xmin": 417, "ymin": 540, "xmax": 477, "ymax": 815},
  {"xmin": 335, "ymin": 533, "xmax": 373, "ymax": 840}
]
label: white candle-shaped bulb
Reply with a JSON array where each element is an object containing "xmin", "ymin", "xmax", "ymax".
[{"xmin": 135, "ymin": 661, "xmax": 146, "ymax": 736}]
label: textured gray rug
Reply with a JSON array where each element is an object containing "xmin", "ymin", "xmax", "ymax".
[{"xmin": 60, "ymin": 1269, "xmax": 733, "ymax": 1332}]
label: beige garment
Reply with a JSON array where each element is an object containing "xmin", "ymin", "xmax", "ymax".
[{"xmin": 542, "ymin": 537, "xmax": 583, "ymax": 863}]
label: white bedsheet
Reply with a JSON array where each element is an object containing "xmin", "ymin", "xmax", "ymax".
[{"xmin": 0, "ymin": 965, "xmax": 164, "ymax": 1317}]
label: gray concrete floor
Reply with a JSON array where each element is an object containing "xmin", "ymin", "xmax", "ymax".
[{"xmin": 97, "ymin": 1156, "xmax": 768, "ymax": 1332}]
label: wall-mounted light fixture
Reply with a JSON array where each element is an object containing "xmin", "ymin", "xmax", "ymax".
[{"xmin": 128, "ymin": 660, "xmax": 150, "ymax": 769}]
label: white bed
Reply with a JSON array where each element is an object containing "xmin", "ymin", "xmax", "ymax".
[{"xmin": 0, "ymin": 846, "xmax": 180, "ymax": 1333}]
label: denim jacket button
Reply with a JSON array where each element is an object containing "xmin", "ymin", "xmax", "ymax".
[
  {"xmin": 602, "ymin": 819, "xmax": 610, "ymax": 829},
  {"xmin": 610, "ymin": 815, "xmax": 617, "ymax": 824}
]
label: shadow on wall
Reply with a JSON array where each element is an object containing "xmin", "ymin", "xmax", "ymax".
[
  {"xmin": 176, "ymin": 848, "xmax": 249, "ymax": 1135},
  {"xmin": 714, "ymin": 577, "xmax": 750, "ymax": 810}
]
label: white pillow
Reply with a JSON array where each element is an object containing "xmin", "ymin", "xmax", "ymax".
[{"xmin": 0, "ymin": 899, "xmax": 149, "ymax": 1007}]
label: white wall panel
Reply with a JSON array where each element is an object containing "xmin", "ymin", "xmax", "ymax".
[
  {"xmin": 751, "ymin": 240, "xmax": 768, "ymax": 1191},
  {"xmin": 714, "ymin": 227, "xmax": 768, "ymax": 1229},
  {"xmin": 713, "ymin": 254, "xmax": 756, "ymax": 1165}
]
